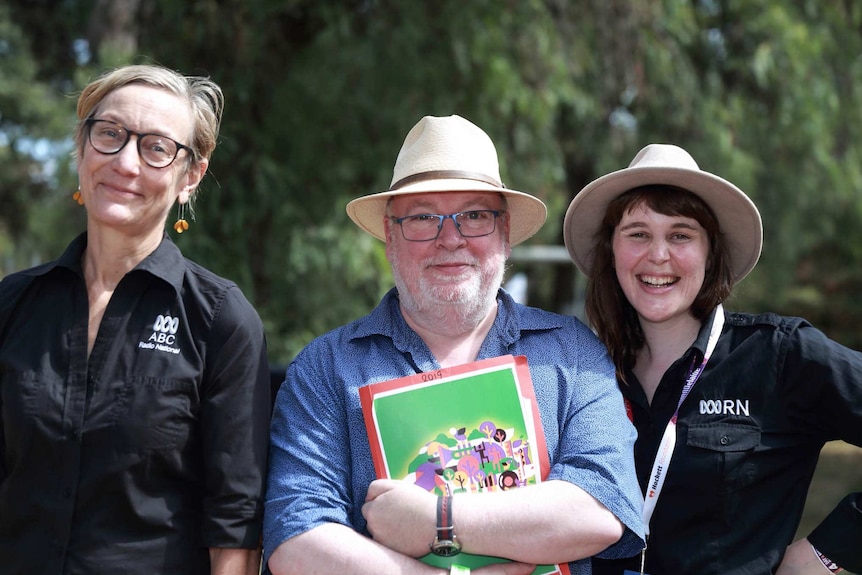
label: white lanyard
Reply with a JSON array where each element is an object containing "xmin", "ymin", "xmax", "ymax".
[{"xmin": 641, "ymin": 304, "xmax": 725, "ymax": 537}]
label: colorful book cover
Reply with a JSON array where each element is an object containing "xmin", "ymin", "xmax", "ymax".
[{"xmin": 359, "ymin": 354, "xmax": 570, "ymax": 575}]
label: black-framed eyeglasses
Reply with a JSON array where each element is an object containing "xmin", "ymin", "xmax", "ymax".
[
  {"xmin": 84, "ymin": 118, "xmax": 193, "ymax": 168},
  {"xmin": 390, "ymin": 210, "xmax": 505, "ymax": 242}
]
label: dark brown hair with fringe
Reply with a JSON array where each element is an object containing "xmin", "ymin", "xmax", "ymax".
[{"xmin": 584, "ymin": 185, "xmax": 734, "ymax": 383}]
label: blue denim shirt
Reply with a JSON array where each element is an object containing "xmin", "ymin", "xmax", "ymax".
[{"xmin": 264, "ymin": 288, "xmax": 645, "ymax": 573}]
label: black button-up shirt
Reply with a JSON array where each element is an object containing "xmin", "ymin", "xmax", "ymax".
[
  {"xmin": 593, "ymin": 307, "xmax": 862, "ymax": 575},
  {"xmin": 0, "ymin": 233, "xmax": 271, "ymax": 575}
]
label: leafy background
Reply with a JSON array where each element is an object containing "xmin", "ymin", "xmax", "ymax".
[{"xmin": 1, "ymin": 1, "xmax": 860, "ymax": 563}]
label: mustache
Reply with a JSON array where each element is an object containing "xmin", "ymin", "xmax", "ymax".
[{"xmin": 422, "ymin": 255, "xmax": 478, "ymax": 267}]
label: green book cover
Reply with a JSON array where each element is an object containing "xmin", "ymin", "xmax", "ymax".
[{"xmin": 359, "ymin": 355, "xmax": 570, "ymax": 575}]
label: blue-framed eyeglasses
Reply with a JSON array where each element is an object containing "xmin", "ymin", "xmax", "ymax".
[
  {"xmin": 390, "ymin": 210, "xmax": 504, "ymax": 242},
  {"xmin": 84, "ymin": 118, "xmax": 193, "ymax": 168}
]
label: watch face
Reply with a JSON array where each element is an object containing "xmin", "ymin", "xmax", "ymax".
[{"xmin": 430, "ymin": 539, "xmax": 462, "ymax": 557}]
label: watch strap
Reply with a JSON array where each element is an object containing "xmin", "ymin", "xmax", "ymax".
[
  {"xmin": 437, "ymin": 494, "xmax": 455, "ymax": 541},
  {"xmin": 430, "ymin": 494, "xmax": 461, "ymax": 556}
]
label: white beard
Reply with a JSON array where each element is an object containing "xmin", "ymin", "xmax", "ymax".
[{"xmin": 391, "ymin": 245, "xmax": 506, "ymax": 335}]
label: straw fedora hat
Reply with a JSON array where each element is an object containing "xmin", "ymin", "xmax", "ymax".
[
  {"xmin": 346, "ymin": 115, "xmax": 547, "ymax": 246},
  {"xmin": 563, "ymin": 143, "xmax": 762, "ymax": 282}
]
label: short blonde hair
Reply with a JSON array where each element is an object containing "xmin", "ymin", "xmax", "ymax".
[{"xmin": 74, "ymin": 64, "xmax": 224, "ymax": 166}]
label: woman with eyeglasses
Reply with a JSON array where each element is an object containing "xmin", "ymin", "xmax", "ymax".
[{"xmin": 0, "ymin": 64, "xmax": 270, "ymax": 575}]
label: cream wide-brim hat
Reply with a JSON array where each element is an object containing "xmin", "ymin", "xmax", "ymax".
[
  {"xmin": 346, "ymin": 115, "xmax": 547, "ymax": 246},
  {"xmin": 563, "ymin": 143, "xmax": 763, "ymax": 282}
]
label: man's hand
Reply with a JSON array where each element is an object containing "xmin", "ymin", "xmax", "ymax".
[
  {"xmin": 776, "ymin": 538, "xmax": 834, "ymax": 575},
  {"xmin": 362, "ymin": 479, "xmax": 437, "ymax": 557}
]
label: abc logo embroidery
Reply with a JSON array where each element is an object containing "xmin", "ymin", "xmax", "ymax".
[
  {"xmin": 153, "ymin": 315, "xmax": 179, "ymax": 335},
  {"xmin": 699, "ymin": 399, "xmax": 750, "ymax": 417},
  {"xmin": 138, "ymin": 314, "xmax": 182, "ymax": 354}
]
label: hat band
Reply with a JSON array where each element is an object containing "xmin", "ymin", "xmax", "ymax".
[{"xmin": 389, "ymin": 170, "xmax": 505, "ymax": 191}]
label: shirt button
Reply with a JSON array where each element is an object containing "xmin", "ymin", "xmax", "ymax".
[{"xmin": 720, "ymin": 435, "xmax": 729, "ymax": 445}]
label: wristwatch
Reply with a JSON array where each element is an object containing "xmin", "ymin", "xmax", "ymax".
[{"xmin": 430, "ymin": 495, "xmax": 462, "ymax": 557}]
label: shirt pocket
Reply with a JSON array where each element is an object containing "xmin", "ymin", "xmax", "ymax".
[
  {"xmin": 685, "ymin": 421, "xmax": 761, "ymax": 493},
  {"xmin": 0, "ymin": 369, "xmax": 65, "ymax": 444},
  {"xmin": 2, "ymin": 370, "xmax": 51, "ymax": 417},
  {"xmin": 104, "ymin": 375, "xmax": 198, "ymax": 453}
]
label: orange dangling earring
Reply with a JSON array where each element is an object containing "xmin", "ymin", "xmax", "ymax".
[
  {"xmin": 72, "ymin": 186, "xmax": 84, "ymax": 205},
  {"xmin": 173, "ymin": 202, "xmax": 189, "ymax": 233}
]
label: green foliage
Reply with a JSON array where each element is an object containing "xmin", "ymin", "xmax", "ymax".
[
  {"xmin": 0, "ymin": 2, "xmax": 85, "ymax": 267},
  {"xmin": 4, "ymin": 0, "xmax": 862, "ymax": 361}
]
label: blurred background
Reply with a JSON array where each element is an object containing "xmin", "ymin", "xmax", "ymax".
[{"xmin": 1, "ymin": 0, "xmax": 860, "ymax": 559}]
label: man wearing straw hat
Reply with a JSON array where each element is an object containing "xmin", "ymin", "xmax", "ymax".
[{"xmin": 263, "ymin": 115, "xmax": 645, "ymax": 575}]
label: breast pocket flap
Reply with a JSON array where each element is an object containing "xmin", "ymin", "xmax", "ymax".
[{"xmin": 686, "ymin": 422, "xmax": 760, "ymax": 452}]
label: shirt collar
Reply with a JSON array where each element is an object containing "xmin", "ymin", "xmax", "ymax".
[
  {"xmin": 690, "ymin": 305, "xmax": 723, "ymax": 358},
  {"xmin": 350, "ymin": 287, "xmax": 565, "ymax": 354},
  {"xmin": 620, "ymin": 305, "xmax": 723, "ymax": 401},
  {"xmin": 353, "ymin": 288, "xmax": 424, "ymax": 354},
  {"xmin": 131, "ymin": 234, "xmax": 187, "ymax": 294},
  {"xmin": 47, "ymin": 232, "xmax": 186, "ymax": 294},
  {"xmin": 667, "ymin": 305, "xmax": 724, "ymax": 377}
]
